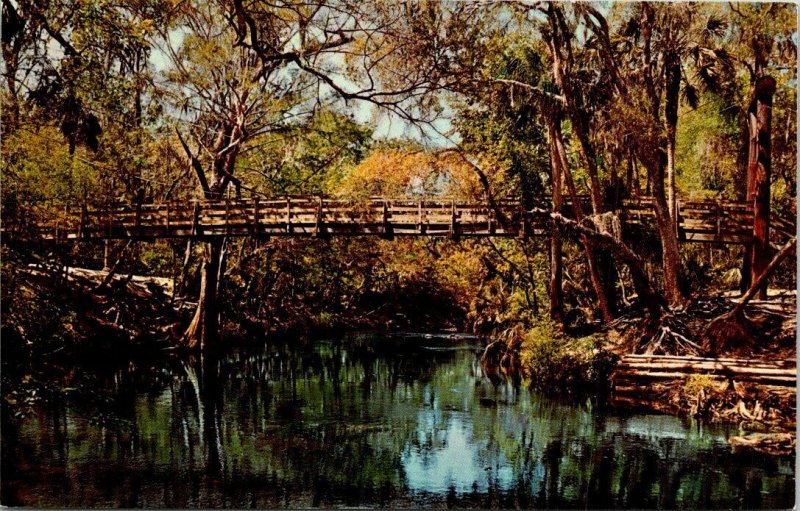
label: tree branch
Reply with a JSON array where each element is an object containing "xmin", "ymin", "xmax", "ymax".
[{"xmin": 175, "ymin": 128, "xmax": 211, "ymax": 197}]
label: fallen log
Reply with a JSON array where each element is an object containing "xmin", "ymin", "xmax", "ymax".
[
  {"xmin": 622, "ymin": 354, "xmax": 796, "ymax": 367},
  {"xmin": 728, "ymin": 433, "xmax": 795, "ymax": 456},
  {"xmin": 619, "ymin": 362, "xmax": 796, "ymax": 376},
  {"xmin": 613, "ymin": 370, "xmax": 795, "ymax": 387}
]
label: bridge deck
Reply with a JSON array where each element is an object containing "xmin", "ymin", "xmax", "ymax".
[{"xmin": 5, "ymin": 196, "xmax": 794, "ymax": 245}]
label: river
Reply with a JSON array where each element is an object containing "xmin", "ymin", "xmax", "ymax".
[{"xmin": 1, "ymin": 334, "xmax": 794, "ymax": 508}]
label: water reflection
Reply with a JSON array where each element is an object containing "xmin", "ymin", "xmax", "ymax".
[{"xmin": 2, "ymin": 336, "xmax": 794, "ymax": 508}]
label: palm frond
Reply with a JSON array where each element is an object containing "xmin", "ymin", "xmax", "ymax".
[
  {"xmin": 681, "ymin": 82, "xmax": 699, "ymax": 109},
  {"xmin": 704, "ymin": 16, "xmax": 728, "ymax": 38}
]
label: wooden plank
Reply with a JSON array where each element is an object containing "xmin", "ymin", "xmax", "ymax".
[{"xmin": 622, "ymin": 354, "xmax": 796, "ymax": 366}]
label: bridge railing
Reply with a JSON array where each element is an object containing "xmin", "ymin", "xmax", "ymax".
[
  {"xmin": 2, "ymin": 195, "xmax": 794, "ymax": 245},
  {"xmin": 61, "ymin": 197, "xmax": 532, "ymax": 239}
]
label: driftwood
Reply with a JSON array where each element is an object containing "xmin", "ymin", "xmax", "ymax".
[
  {"xmin": 615, "ymin": 371, "xmax": 794, "ymax": 386},
  {"xmin": 93, "ymin": 239, "xmax": 134, "ymax": 292},
  {"xmin": 624, "ymin": 354, "xmax": 795, "ymax": 366},
  {"xmin": 728, "ymin": 432, "xmax": 794, "ymax": 456}
]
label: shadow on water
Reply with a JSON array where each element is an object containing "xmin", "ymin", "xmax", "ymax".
[{"xmin": 1, "ymin": 334, "xmax": 795, "ymax": 508}]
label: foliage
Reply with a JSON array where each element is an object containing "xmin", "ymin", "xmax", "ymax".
[
  {"xmin": 517, "ymin": 323, "xmax": 614, "ymax": 393},
  {"xmin": 682, "ymin": 374, "xmax": 720, "ymax": 397},
  {"xmin": 0, "ymin": 1, "xmax": 795, "ymax": 367}
]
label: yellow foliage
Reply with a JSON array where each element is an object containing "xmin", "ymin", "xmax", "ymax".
[
  {"xmin": 336, "ymin": 148, "xmax": 490, "ymax": 199},
  {"xmin": 683, "ymin": 374, "xmax": 721, "ymax": 396}
]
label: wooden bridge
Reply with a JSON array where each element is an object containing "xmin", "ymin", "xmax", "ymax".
[{"xmin": 6, "ymin": 195, "xmax": 794, "ymax": 245}]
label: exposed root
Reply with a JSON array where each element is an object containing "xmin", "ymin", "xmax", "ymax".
[
  {"xmin": 480, "ymin": 324, "xmax": 525, "ymax": 383},
  {"xmin": 608, "ymin": 295, "xmax": 794, "ymax": 359},
  {"xmin": 639, "ymin": 314, "xmax": 702, "ymax": 355},
  {"xmin": 702, "ymin": 310, "xmax": 756, "ymax": 356}
]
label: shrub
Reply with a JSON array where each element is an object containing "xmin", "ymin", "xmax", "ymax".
[
  {"xmin": 519, "ymin": 323, "xmax": 615, "ymax": 393},
  {"xmin": 138, "ymin": 243, "xmax": 174, "ymax": 277}
]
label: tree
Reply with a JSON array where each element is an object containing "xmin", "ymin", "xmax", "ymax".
[
  {"xmin": 158, "ymin": 0, "xmax": 477, "ymax": 348},
  {"xmin": 724, "ymin": 3, "xmax": 796, "ymax": 294}
]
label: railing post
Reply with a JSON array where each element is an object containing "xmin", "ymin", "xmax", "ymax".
[
  {"xmin": 134, "ymin": 200, "xmax": 143, "ymax": 238},
  {"xmin": 78, "ymin": 202, "xmax": 87, "ymax": 239},
  {"xmin": 382, "ymin": 199, "xmax": 388, "ymax": 236},
  {"xmin": 315, "ymin": 196, "xmax": 324, "ymax": 237},
  {"xmin": 225, "ymin": 194, "xmax": 231, "ymax": 236},
  {"xmin": 285, "ymin": 197, "xmax": 292, "ymax": 234},
  {"xmin": 252, "ymin": 196, "xmax": 260, "ymax": 236},
  {"xmin": 417, "ymin": 199, "xmax": 426, "ymax": 234},
  {"xmin": 518, "ymin": 202, "xmax": 528, "ymax": 239},
  {"xmin": 191, "ymin": 200, "xmax": 201, "ymax": 237},
  {"xmin": 449, "ymin": 200, "xmax": 458, "ymax": 239},
  {"xmin": 165, "ymin": 202, "xmax": 171, "ymax": 237}
]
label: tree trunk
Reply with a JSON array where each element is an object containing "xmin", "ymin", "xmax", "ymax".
[
  {"xmin": 547, "ymin": 123, "xmax": 564, "ymax": 325},
  {"xmin": 571, "ymin": 118, "xmax": 605, "ymax": 216},
  {"xmin": 543, "ymin": 7, "xmax": 616, "ymax": 320},
  {"xmin": 176, "ymin": 238, "xmax": 194, "ymax": 298},
  {"xmin": 545, "ymin": 210, "xmax": 665, "ymax": 318},
  {"xmin": 641, "ymin": 149, "xmax": 686, "ymax": 307},
  {"xmin": 735, "ymin": 237, "xmax": 795, "ymax": 316},
  {"xmin": 626, "ymin": 146, "xmax": 640, "ymax": 197},
  {"xmin": 664, "ymin": 53, "xmax": 680, "ymax": 223},
  {"xmin": 747, "ymin": 76, "xmax": 776, "ymax": 299},
  {"xmin": 182, "ymin": 239, "xmax": 223, "ymax": 350},
  {"xmin": 552, "ymin": 119, "xmax": 615, "ymax": 321}
]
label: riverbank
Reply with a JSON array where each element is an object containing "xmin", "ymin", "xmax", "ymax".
[
  {"xmin": 2, "ymin": 259, "xmax": 465, "ymax": 352},
  {"xmin": 3, "ymin": 261, "xmax": 796, "ymax": 455},
  {"xmin": 477, "ymin": 293, "xmax": 796, "ymax": 453},
  {"xmin": 606, "ymin": 293, "xmax": 796, "ymax": 452}
]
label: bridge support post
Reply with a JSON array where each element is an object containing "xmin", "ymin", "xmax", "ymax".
[
  {"xmin": 182, "ymin": 238, "xmax": 222, "ymax": 350},
  {"xmin": 742, "ymin": 76, "xmax": 776, "ymax": 299},
  {"xmin": 315, "ymin": 196, "xmax": 326, "ymax": 238}
]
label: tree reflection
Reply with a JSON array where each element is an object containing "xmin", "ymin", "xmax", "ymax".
[{"xmin": 1, "ymin": 337, "xmax": 795, "ymax": 508}]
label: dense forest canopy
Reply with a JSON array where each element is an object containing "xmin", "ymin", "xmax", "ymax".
[{"xmin": 1, "ymin": 0, "xmax": 797, "ymax": 349}]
